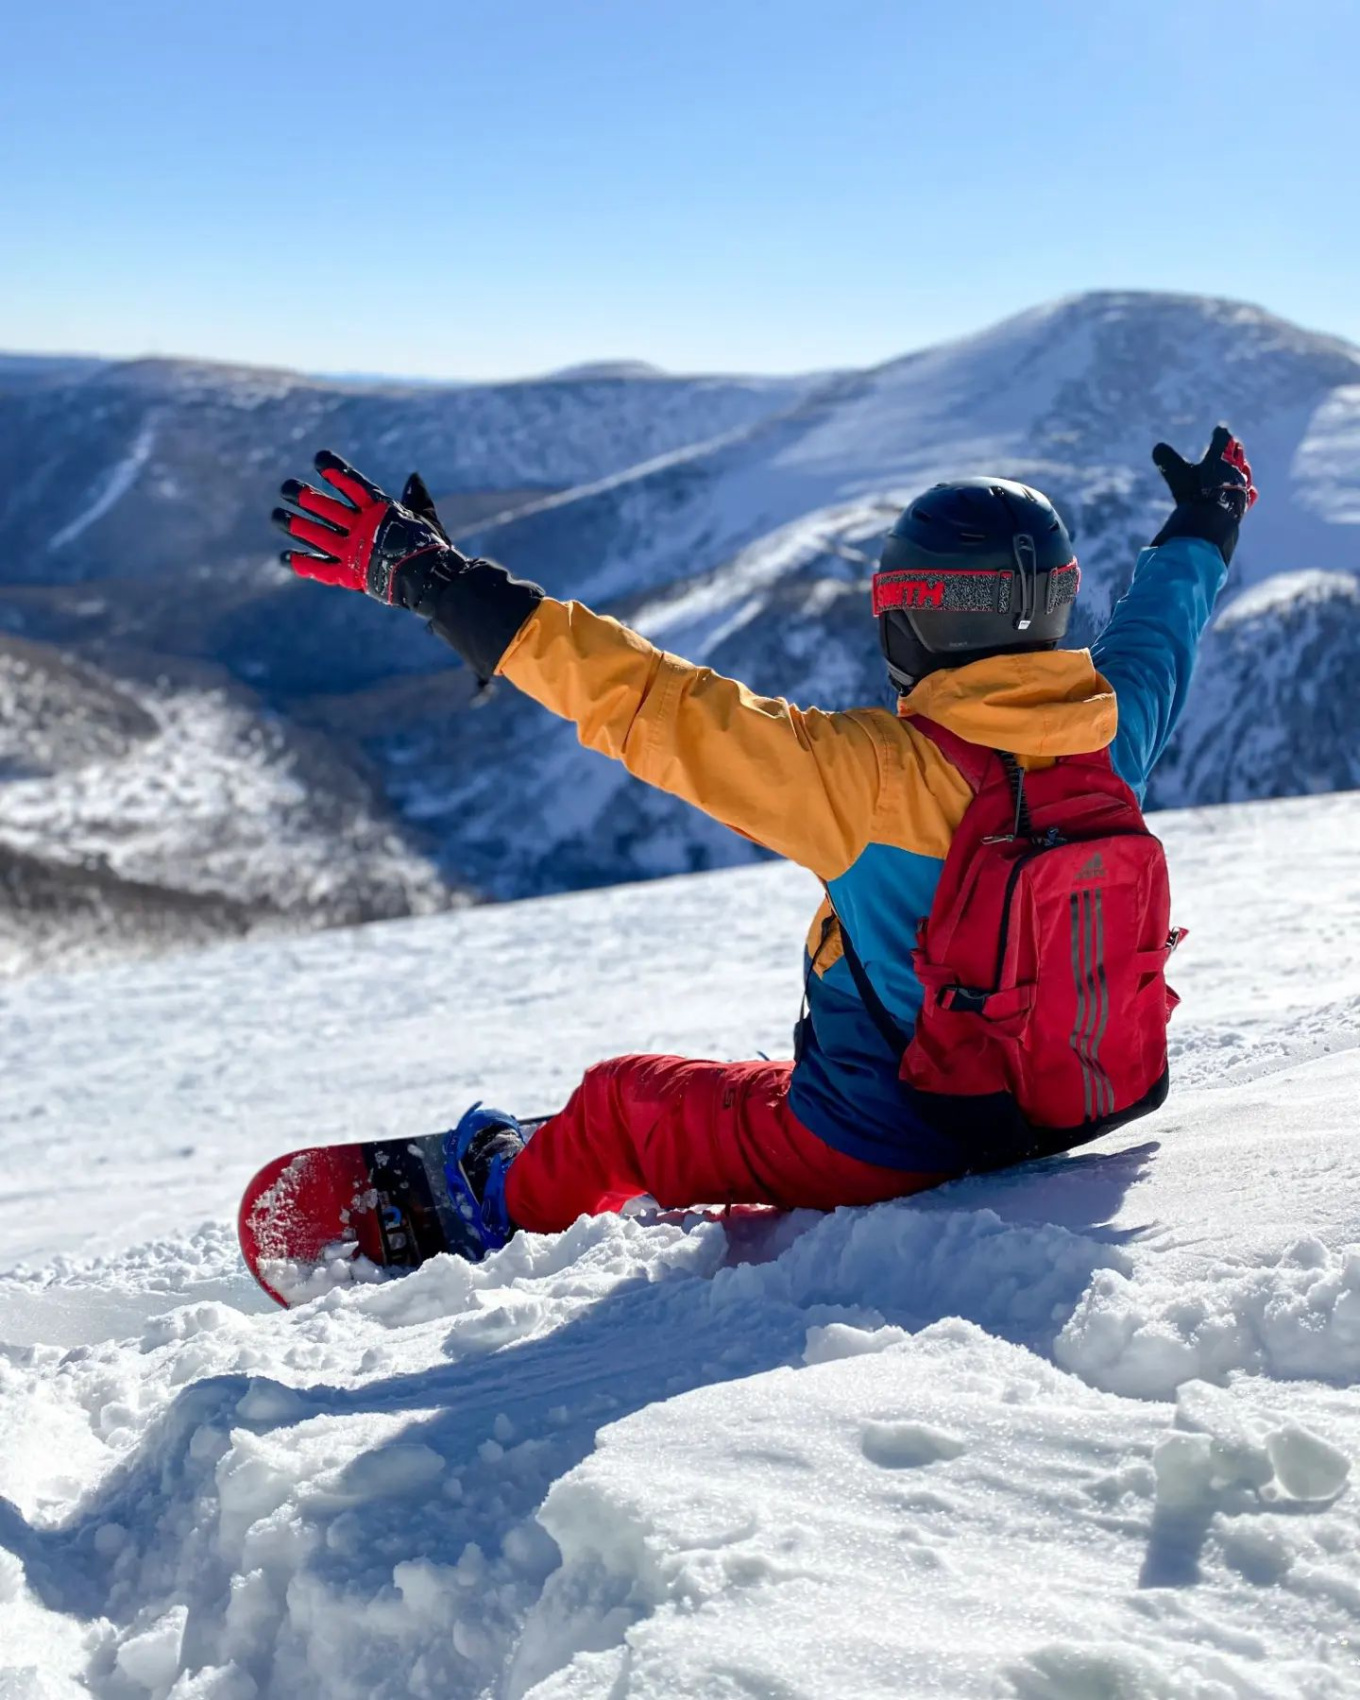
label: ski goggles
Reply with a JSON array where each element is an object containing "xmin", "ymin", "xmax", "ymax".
[{"xmin": 871, "ymin": 557, "xmax": 1080, "ymax": 620}]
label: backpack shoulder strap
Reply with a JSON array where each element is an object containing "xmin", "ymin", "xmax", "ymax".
[
  {"xmin": 911, "ymin": 713, "xmax": 1119, "ymax": 788},
  {"xmin": 905, "ymin": 713, "xmax": 992, "ymax": 794},
  {"xmin": 909, "ymin": 712, "xmax": 1032, "ymax": 831},
  {"xmin": 837, "ymin": 716, "xmax": 1120, "ymax": 1063},
  {"xmin": 832, "ymin": 715, "xmax": 995, "ymax": 1057},
  {"xmin": 827, "ymin": 893, "xmax": 911, "ymax": 1060}
]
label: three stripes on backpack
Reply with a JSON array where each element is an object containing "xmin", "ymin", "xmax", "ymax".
[{"xmin": 1069, "ymin": 888, "xmax": 1115, "ymax": 1119}]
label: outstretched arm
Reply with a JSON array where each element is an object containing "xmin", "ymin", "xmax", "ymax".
[
  {"xmin": 1092, "ymin": 427, "xmax": 1257, "ymax": 798},
  {"xmin": 497, "ymin": 596, "xmax": 884, "ymax": 877},
  {"xmin": 272, "ymin": 451, "xmax": 884, "ymax": 880},
  {"xmin": 1092, "ymin": 535, "xmax": 1228, "ymax": 797}
]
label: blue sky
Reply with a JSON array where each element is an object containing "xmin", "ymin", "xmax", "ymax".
[{"xmin": 2, "ymin": 0, "xmax": 1355, "ymax": 379}]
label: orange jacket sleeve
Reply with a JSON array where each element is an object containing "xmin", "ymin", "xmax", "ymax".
[{"xmin": 497, "ymin": 597, "xmax": 886, "ymax": 881}]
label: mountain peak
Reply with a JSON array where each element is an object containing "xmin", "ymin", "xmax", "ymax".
[
  {"xmin": 542, "ymin": 360, "xmax": 669, "ymax": 382},
  {"xmin": 998, "ymin": 288, "xmax": 1360, "ymax": 362}
]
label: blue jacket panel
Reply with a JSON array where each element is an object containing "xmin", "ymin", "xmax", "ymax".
[{"xmin": 1093, "ymin": 536, "xmax": 1229, "ymax": 799}]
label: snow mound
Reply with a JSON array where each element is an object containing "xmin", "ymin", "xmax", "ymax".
[
  {"xmin": 8, "ymin": 1163, "xmax": 1358, "ymax": 1698},
  {"xmin": 3, "ymin": 789, "xmax": 1360, "ymax": 1695},
  {"xmin": 518, "ymin": 1325, "xmax": 1358, "ymax": 1699},
  {"xmin": 1061, "ymin": 1224, "xmax": 1360, "ymax": 1398}
]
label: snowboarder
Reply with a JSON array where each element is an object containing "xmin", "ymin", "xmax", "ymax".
[{"xmin": 272, "ymin": 428, "xmax": 1256, "ymax": 1257}]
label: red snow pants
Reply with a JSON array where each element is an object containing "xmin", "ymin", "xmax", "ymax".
[{"xmin": 503, "ymin": 1053, "xmax": 947, "ymax": 1234}]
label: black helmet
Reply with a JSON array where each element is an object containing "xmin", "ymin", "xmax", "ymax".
[{"xmin": 874, "ymin": 478, "xmax": 1079, "ymax": 692}]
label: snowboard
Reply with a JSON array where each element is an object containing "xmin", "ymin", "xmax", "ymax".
[{"xmin": 239, "ymin": 1120, "xmax": 549, "ymax": 1307}]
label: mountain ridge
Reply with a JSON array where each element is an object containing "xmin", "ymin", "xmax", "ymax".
[{"xmin": 2, "ymin": 289, "xmax": 1357, "ymax": 966}]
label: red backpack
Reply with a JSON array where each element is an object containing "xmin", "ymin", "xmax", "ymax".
[{"xmin": 838, "ymin": 715, "xmax": 1183, "ymax": 1168}]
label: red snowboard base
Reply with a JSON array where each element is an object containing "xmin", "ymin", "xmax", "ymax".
[
  {"xmin": 239, "ymin": 1122, "xmax": 550, "ymax": 1307},
  {"xmin": 239, "ymin": 1132, "xmax": 471, "ymax": 1306}
]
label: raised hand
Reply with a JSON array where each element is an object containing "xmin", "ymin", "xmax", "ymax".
[
  {"xmin": 1150, "ymin": 426, "xmax": 1258, "ymax": 565},
  {"xmin": 1152, "ymin": 426, "xmax": 1258, "ymax": 519},
  {"xmin": 271, "ymin": 448, "xmax": 545, "ymax": 681},
  {"xmin": 272, "ymin": 450, "xmax": 459, "ymax": 605}
]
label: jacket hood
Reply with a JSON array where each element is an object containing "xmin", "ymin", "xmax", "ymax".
[{"xmin": 897, "ymin": 649, "xmax": 1117, "ymax": 758}]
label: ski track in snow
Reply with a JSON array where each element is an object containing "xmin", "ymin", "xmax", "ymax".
[
  {"xmin": 2, "ymin": 790, "xmax": 1360, "ymax": 1697},
  {"xmin": 48, "ymin": 419, "xmax": 158, "ymax": 551}
]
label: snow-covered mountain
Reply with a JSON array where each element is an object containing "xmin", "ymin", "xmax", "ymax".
[
  {"xmin": 0, "ymin": 359, "xmax": 813, "ymax": 969},
  {"xmin": 0, "ymin": 357, "xmax": 809, "ymax": 588},
  {"xmin": 2, "ymin": 292, "xmax": 1358, "ymax": 965},
  {"xmin": 2, "ymin": 787, "xmax": 1358, "ymax": 1696},
  {"xmin": 0, "ymin": 353, "xmax": 108, "ymax": 392},
  {"xmin": 393, "ymin": 292, "xmax": 1360, "ymax": 894},
  {"xmin": 1155, "ymin": 569, "xmax": 1360, "ymax": 805},
  {"xmin": 0, "ymin": 633, "xmax": 451, "ymax": 977}
]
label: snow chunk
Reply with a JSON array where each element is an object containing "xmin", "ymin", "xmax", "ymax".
[
  {"xmin": 1266, "ymin": 1425, "xmax": 1351, "ymax": 1503},
  {"xmin": 1056, "ymin": 1235, "xmax": 1360, "ymax": 1398},
  {"xmin": 114, "ymin": 1605, "xmax": 187, "ymax": 1691},
  {"xmin": 803, "ymin": 1320, "xmax": 910, "ymax": 1364},
  {"xmin": 234, "ymin": 1379, "xmax": 304, "ymax": 1424},
  {"xmin": 859, "ymin": 1418, "xmax": 967, "ymax": 1468},
  {"xmin": 1153, "ymin": 1379, "xmax": 1349, "ymax": 1514},
  {"xmin": 330, "ymin": 1442, "xmax": 444, "ymax": 1503}
]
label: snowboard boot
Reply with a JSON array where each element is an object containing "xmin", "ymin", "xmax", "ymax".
[{"xmin": 441, "ymin": 1103, "xmax": 525, "ymax": 1259}]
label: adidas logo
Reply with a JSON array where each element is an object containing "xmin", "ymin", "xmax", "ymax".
[{"xmin": 1075, "ymin": 852, "xmax": 1106, "ymax": 881}]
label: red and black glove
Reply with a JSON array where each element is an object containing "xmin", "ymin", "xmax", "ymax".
[
  {"xmin": 1150, "ymin": 426, "xmax": 1258, "ymax": 565},
  {"xmin": 273, "ymin": 450, "xmax": 543, "ymax": 680},
  {"xmin": 273, "ymin": 449, "xmax": 453, "ymax": 605}
]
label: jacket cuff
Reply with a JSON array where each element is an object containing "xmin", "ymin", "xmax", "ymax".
[
  {"xmin": 403, "ymin": 554, "xmax": 545, "ymax": 680},
  {"xmin": 1150, "ymin": 500, "xmax": 1240, "ymax": 567}
]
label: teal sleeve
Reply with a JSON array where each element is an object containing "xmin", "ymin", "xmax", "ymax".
[{"xmin": 1091, "ymin": 536, "xmax": 1229, "ymax": 800}]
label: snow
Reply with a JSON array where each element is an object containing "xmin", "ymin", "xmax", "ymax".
[
  {"xmin": 9, "ymin": 292, "xmax": 1360, "ymax": 944},
  {"xmin": 1217, "ymin": 568, "xmax": 1360, "ymax": 626},
  {"xmin": 0, "ymin": 667, "xmax": 450, "ymax": 979},
  {"xmin": 423, "ymin": 291, "xmax": 1360, "ymax": 902},
  {"xmin": 3, "ymin": 788, "xmax": 1360, "ymax": 1696},
  {"xmin": 48, "ymin": 417, "xmax": 158, "ymax": 551},
  {"xmin": 1294, "ymin": 386, "xmax": 1360, "ymax": 523}
]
